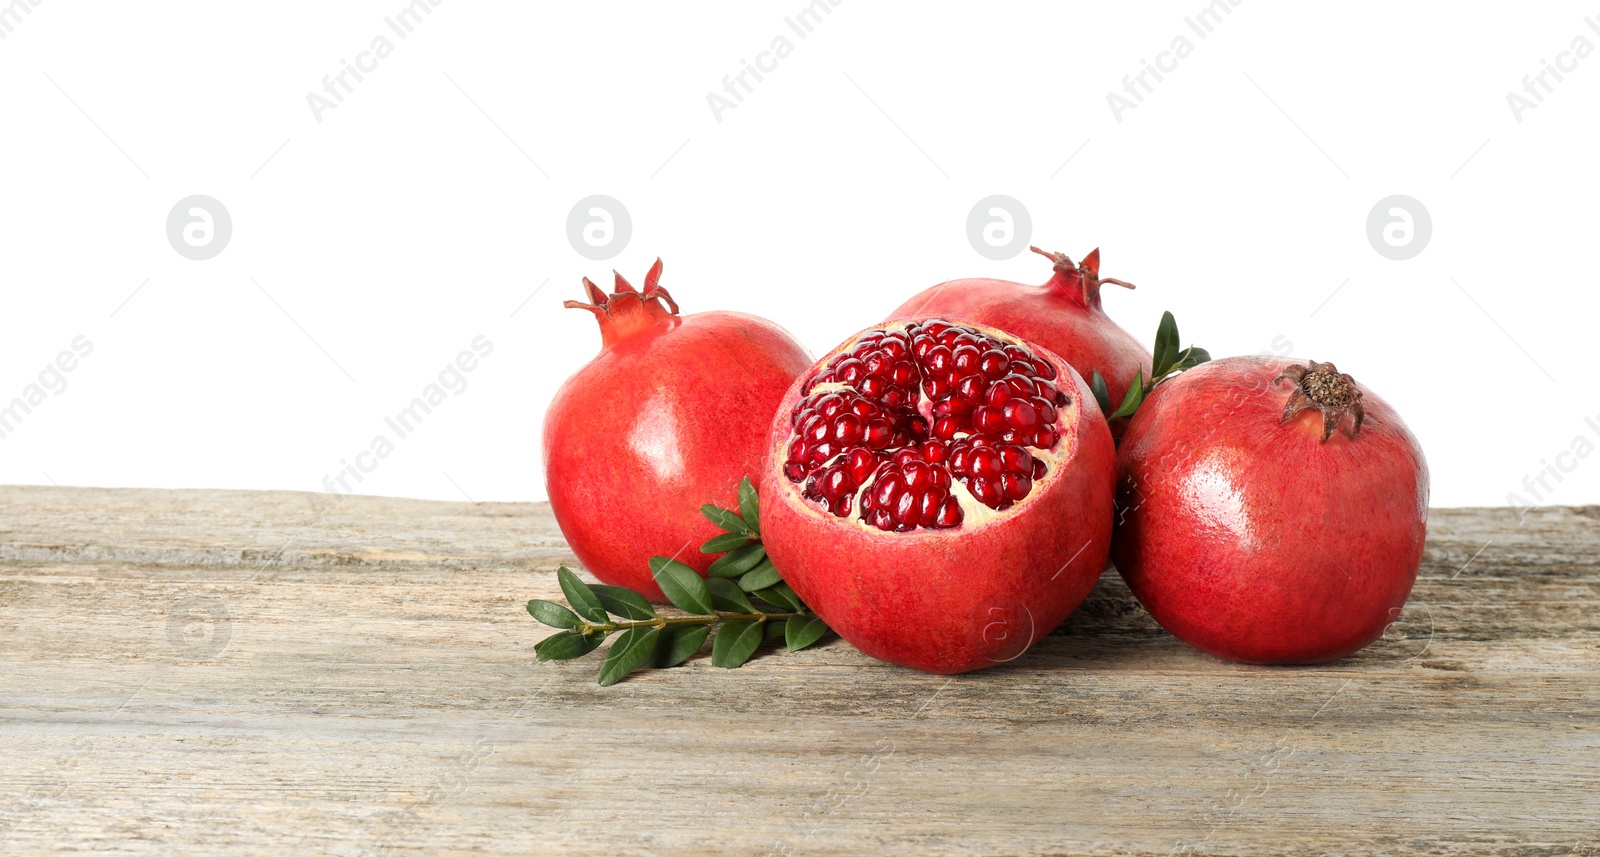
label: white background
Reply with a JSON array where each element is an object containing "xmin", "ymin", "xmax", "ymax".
[{"xmin": 1, "ymin": 0, "xmax": 1596, "ymax": 510}]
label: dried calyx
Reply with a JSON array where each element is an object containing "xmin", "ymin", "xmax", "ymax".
[
  {"xmin": 1276, "ymin": 360, "xmax": 1364, "ymax": 442},
  {"xmin": 564, "ymin": 259, "xmax": 680, "ymax": 347},
  {"xmin": 1028, "ymin": 246, "xmax": 1137, "ymax": 307}
]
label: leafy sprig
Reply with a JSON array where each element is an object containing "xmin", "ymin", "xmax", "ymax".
[
  {"xmin": 1092, "ymin": 311, "xmax": 1211, "ymax": 421},
  {"xmin": 527, "ymin": 478, "xmax": 829, "ymax": 686}
]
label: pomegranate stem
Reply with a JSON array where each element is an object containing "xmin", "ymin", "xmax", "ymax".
[{"xmin": 575, "ymin": 610, "xmax": 810, "ymax": 635}]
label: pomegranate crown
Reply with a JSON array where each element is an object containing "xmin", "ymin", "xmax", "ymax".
[
  {"xmin": 564, "ymin": 259, "xmax": 681, "ymax": 348},
  {"xmin": 1029, "ymin": 246, "xmax": 1136, "ymax": 308},
  {"xmin": 1276, "ymin": 360, "xmax": 1365, "ymax": 442}
]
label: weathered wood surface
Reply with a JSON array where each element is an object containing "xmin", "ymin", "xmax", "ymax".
[{"xmin": 0, "ymin": 486, "xmax": 1596, "ymax": 856}]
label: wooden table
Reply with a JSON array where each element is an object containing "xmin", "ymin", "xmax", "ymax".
[{"xmin": 1, "ymin": 487, "xmax": 1596, "ymax": 855}]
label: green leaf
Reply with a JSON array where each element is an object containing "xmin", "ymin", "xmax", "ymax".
[
  {"xmin": 764, "ymin": 620, "xmax": 788, "ymax": 641},
  {"xmin": 737, "ymin": 477, "xmax": 761, "ymax": 536},
  {"xmin": 1090, "ymin": 370, "xmax": 1112, "ymax": 417},
  {"xmin": 1151, "ymin": 311, "xmax": 1180, "ymax": 378},
  {"xmin": 737, "ymin": 559, "xmax": 784, "ymax": 592},
  {"xmin": 557, "ymin": 566, "xmax": 607, "ymax": 623},
  {"xmin": 701, "ymin": 504, "xmax": 754, "ymax": 536},
  {"xmin": 589, "ymin": 584, "xmax": 657, "ymax": 621},
  {"xmin": 785, "ymin": 614, "xmax": 828, "ymax": 651},
  {"xmin": 597, "ymin": 626, "xmax": 662, "ymax": 686},
  {"xmin": 1176, "ymin": 345, "xmax": 1211, "ymax": 370},
  {"xmin": 711, "ymin": 620, "xmax": 764, "ymax": 668},
  {"xmin": 752, "ymin": 582, "xmax": 801, "ymax": 612},
  {"xmin": 535, "ymin": 629, "xmax": 603, "ymax": 662},
  {"xmin": 1109, "ymin": 371, "xmax": 1146, "ymax": 420},
  {"xmin": 653, "ymin": 624, "xmax": 710, "ymax": 668},
  {"xmin": 709, "ymin": 543, "xmax": 767, "ymax": 578},
  {"xmin": 701, "ymin": 531, "xmax": 754, "ymax": 554},
  {"xmin": 526, "ymin": 599, "xmax": 579, "ymax": 629},
  {"xmin": 649, "ymin": 556, "xmax": 714, "ymax": 615},
  {"xmin": 707, "ymin": 577, "xmax": 755, "ymax": 613}
]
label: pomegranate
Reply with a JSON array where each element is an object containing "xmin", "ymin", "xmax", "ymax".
[
  {"xmin": 759, "ymin": 319, "xmax": 1116, "ymax": 674},
  {"xmin": 887, "ymin": 247, "xmax": 1152, "ymax": 418},
  {"xmin": 544, "ymin": 260, "xmax": 811, "ymax": 601},
  {"xmin": 1112, "ymin": 357, "xmax": 1429, "ymax": 664}
]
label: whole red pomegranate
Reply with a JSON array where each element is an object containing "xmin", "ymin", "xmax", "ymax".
[
  {"xmin": 888, "ymin": 247, "xmax": 1152, "ymax": 414},
  {"xmin": 1112, "ymin": 357, "xmax": 1429, "ymax": 664},
  {"xmin": 759, "ymin": 319, "xmax": 1116, "ymax": 674},
  {"xmin": 544, "ymin": 260, "xmax": 811, "ymax": 601}
]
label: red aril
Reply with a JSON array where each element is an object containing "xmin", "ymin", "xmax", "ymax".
[
  {"xmin": 1112, "ymin": 357, "xmax": 1429, "ymax": 664},
  {"xmin": 759, "ymin": 319, "xmax": 1116, "ymax": 674},
  {"xmin": 544, "ymin": 260, "xmax": 811, "ymax": 601},
  {"xmin": 887, "ymin": 247, "xmax": 1152, "ymax": 421}
]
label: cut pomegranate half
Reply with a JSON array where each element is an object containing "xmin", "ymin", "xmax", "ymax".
[
  {"xmin": 781, "ymin": 319, "xmax": 1074, "ymax": 531},
  {"xmin": 759, "ymin": 318, "xmax": 1116, "ymax": 674}
]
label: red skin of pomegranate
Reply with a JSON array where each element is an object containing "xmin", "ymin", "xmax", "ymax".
[
  {"xmin": 760, "ymin": 320, "xmax": 1116, "ymax": 675},
  {"xmin": 544, "ymin": 261, "xmax": 811, "ymax": 601},
  {"xmin": 887, "ymin": 248, "xmax": 1152, "ymax": 417},
  {"xmin": 1112, "ymin": 357, "xmax": 1429, "ymax": 664}
]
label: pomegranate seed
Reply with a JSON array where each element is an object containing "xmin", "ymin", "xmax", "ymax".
[
  {"xmin": 891, "ymin": 361, "xmax": 917, "ymax": 386},
  {"xmin": 912, "ymin": 336, "xmax": 934, "ymax": 360},
  {"xmin": 852, "ymin": 400, "xmax": 881, "ymax": 419},
  {"xmin": 865, "ymin": 419, "xmax": 891, "ymax": 448},
  {"xmin": 806, "ymin": 419, "xmax": 830, "ymax": 444},
  {"xmin": 969, "ymin": 476, "xmax": 1001, "ymax": 507},
  {"xmin": 1034, "ymin": 398, "xmax": 1058, "ymax": 425},
  {"xmin": 831, "ymin": 493, "xmax": 853, "ymax": 517},
  {"xmin": 956, "ymin": 374, "xmax": 986, "ymax": 405},
  {"xmin": 985, "ymin": 383, "xmax": 1014, "ymax": 407},
  {"xmin": 949, "ymin": 447, "xmax": 971, "ymax": 476},
  {"xmin": 979, "ymin": 350, "xmax": 1009, "ymax": 379},
  {"xmin": 1000, "ymin": 445, "xmax": 1031, "ymax": 473},
  {"xmin": 822, "ymin": 466, "xmax": 854, "ymax": 500},
  {"xmin": 1032, "ymin": 458, "xmax": 1048, "ymax": 479},
  {"xmin": 903, "ymin": 460, "xmax": 932, "ymax": 492},
  {"xmin": 918, "ymin": 489, "xmax": 944, "ymax": 526},
  {"xmin": 952, "ymin": 345, "xmax": 981, "ymax": 372},
  {"xmin": 1033, "ymin": 428, "xmax": 1059, "ymax": 448},
  {"xmin": 859, "ymin": 375, "xmax": 887, "ymax": 397},
  {"xmin": 832, "ymin": 413, "xmax": 863, "ymax": 444},
  {"xmin": 922, "ymin": 441, "xmax": 949, "ymax": 463},
  {"xmin": 971, "ymin": 448, "xmax": 1002, "ymax": 479},
  {"xmin": 864, "ymin": 353, "xmax": 891, "ymax": 376},
  {"xmin": 934, "ymin": 497, "xmax": 963, "ymax": 528},
  {"xmin": 925, "ymin": 376, "xmax": 951, "ymax": 399},
  {"xmin": 847, "ymin": 448, "xmax": 877, "ymax": 483},
  {"xmin": 836, "ymin": 359, "xmax": 865, "ymax": 384},
  {"xmin": 1032, "ymin": 358, "xmax": 1057, "ymax": 380},
  {"xmin": 973, "ymin": 406, "xmax": 1006, "ymax": 434},
  {"xmin": 1004, "ymin": 400, "xmax": 1040, "ymax": 432},
  {"xmin": 1001, "ymin": 472, "xmax": 1031, "ymax": 501},
  {"xmin": 784, "ymin": 462, "xmax": 806, "ymax": 481},
  {"xmin": 892, "ymin": 490, "xmax": 918, "ymax": 524},
  {"xmin": 873, "ymin": 473, "xmax": 903, "ymax": 509},
  {"xmin": 926, "ymin": 346, "xmax": 952, "ymax": 373},
  {"xmin": 809, "ymin": 441, "xmax": 836, "ymax": 463}
]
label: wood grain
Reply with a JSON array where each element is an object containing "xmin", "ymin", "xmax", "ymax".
[{"xmin": 1, "ymin": 486, "xmax": 1596, "ymax": 855}]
